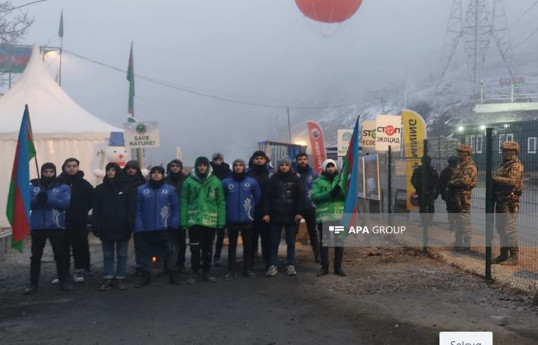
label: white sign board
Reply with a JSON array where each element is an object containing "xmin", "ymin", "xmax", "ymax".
[
  {"xmin": 375, "ymin": 115, "xmax": 401, "ymax": 152},
  {"xmin": 360, "ymin": 120, "xmax": 376, "ymax": 152},
  {"xmin": 124, "ymin": 122, "xmax": 160, "ymax": 148},
  {"xmin": 337, "ymin": 129, "xmax": 353, "ymax": 157}
]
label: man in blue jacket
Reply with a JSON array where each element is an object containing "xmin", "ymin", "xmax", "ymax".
[
  {"xmin": 134, "ymin": 166, "xmax": 180, "ymax": 287},
  {"xmin": 25, "ymin": 163, "xmax": 71, "ymax": 295},
  {"xmin": 222, "ymin": 159, "xmax": 261, "ymax": 280},
  {"xmin": 294, "ymin": 152, "xmax": 320, "ymax": 263}
]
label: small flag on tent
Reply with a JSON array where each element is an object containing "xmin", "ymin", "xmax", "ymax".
[
  {"xmin": 341, "ymin": 116, "xmax": 360, "ymax": 229},
  {"xmin": 6, "ymin": 105, "xmax": 36, "ymax": 252},
  {"xmin": 127, "ymin": 42, "xmax": 135, "ymax": 116},
  {"xmin": 58, "ymin": 10, "xmax": 64, "ymax": 38}
]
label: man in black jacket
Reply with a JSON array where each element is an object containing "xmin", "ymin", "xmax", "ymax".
[
  {"xmin": 165, "ymin": 159, "xmax": 187, "ymax": 272},
  {"xmin": 411, "ymin": 155, "xmax": 439, "ymax": 223},
  {"xmin": 438, "ymin": 156, "xmax": 458, "ymax": 231},
  {"xmin": 58, "ymin": 158, "xmax": 94, "ymax": 283},
  {"xmin": 263, "ymin": 158, "xmax": 304, "ymax": 277}
]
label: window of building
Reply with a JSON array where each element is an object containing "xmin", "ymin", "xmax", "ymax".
[
  {"xmin": 476, "ymin": 135, "xmax": 483, "ymax": 154},
  {"xmin": 529, "ymin": 137, "xmax": 537, "ymax": 154}
]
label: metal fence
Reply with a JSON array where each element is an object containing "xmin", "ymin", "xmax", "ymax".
[{"xmin": 376, "ymin": 129, "xmax": 538, "ymax": 296}]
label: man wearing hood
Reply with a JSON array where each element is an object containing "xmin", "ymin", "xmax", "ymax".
[
  {"xmin": 210, "ymin": 153, "xmax": 231, "ymax": 267},
  {"xmin": 58, "ymin": 158, "xmax": 94, "ymax": 283},
  {"xmin": 438, "ymin": 156, "xmax": 459, "ymax": 231},
  {"xmin": 181, "ymin": 157, "xmax": 226, "ymax": 283},
  {"xmin": 411, "ymin": 155, "xmax": 439, "ymax": 223},
  {"xmin": 247, "ymin": 150, "xmax": 273, "ymax": 270},
  {"xmin": 311, "ymin": 159, "xmax": 347, "ymax": 277},
  {"xmin": 222, "ymin": 159, "xmax": 261, "ymax": 279},
  {"xmin": 122, "ymin": 160, "xmax": 146, "ymax": 276},
  {"xmin": 134, "ymin": 166, "xmax": 180, "ymax": 287},
  {"xmin": 165, "ymin": 159, "xmax": 188, "ymax": 272},
  {"xmin": 263, "ymin": 158, "xmax": 304, "ymax": 277},
  {"xmin": 294, "ymin": 152, "xmax": 320, "ymax": 263},
  {"xmin": 25, "ymin": 163, "xmax": 71, "ymax": 294}
]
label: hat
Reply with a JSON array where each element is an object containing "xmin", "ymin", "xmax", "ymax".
[
  {"xmin": 456, "ymin": 145, "xmax": 472, "ymax": 155},
  {"xmin": 277, "ymin": 158, "xmax": 291, "ymax": 166},
  {"xmin": 109, "ymin": 132, "xmax": 125, "ymax": 146},
  {"xmin": 322, "ymin": 159, "xmax": 337, "ymax": 171},
  {"xmin": 232, "ymin": 159, "xmax": 246, "ymax": 166},
  {"xmin": 124, "ymin": 160, "xmax": 140, "ymax": 171},
  {"xmin": 150, "ymin": 166, "xmax": 165, "ymax": 175},
  {"xmin": 500, "ymin": 141, "xmax": 520, "ymax": 153},
  {"xmin": 195, "ymin": 156, "xmax": 210, "ymax": 167},
  {"xmin": 212, "ymin": 153, "xmax": 224, "ymax": 160},
  {"xmin": 41, "ymin": 162, "xmax": 57, "ymax": 175},
  {"xmin": 251, "ymin": 151, "xmax": 268, "ymax": 160}
]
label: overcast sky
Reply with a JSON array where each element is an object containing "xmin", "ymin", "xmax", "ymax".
[{"xmin": 14, "ymin": 0, "xmax": 538, "ymax": 165}]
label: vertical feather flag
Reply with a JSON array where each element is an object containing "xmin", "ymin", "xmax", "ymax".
[
  {"xmin": 6, "ymin": 105, "xmax": 36, "ymax": 252},
  {"xmin": 58, "ymin": 10, "xmax": 64, "ymax": 38},
  {"xmin": 127, "ymin": 42, "xmax": 135, "ymax": 117},
  {"xmin": 341, "ymin": 116, "xmax": 360, "ymax": 228}
]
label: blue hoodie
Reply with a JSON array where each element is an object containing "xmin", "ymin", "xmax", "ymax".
[
  {"xmin": 135, "ymin": 182, "xmax": 179, "ymax": 233},
  {"xmin": 222, "ymin": 174, "xmax": 261, "ymax": 223},
  {"xmin": 30, "ymin": 180, "xmax": 71, "ymax": 230}
]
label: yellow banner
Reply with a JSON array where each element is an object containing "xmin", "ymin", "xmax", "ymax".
[{"xmin": 401, "ymin": 109, "xmax": 427, "ymax": 211}]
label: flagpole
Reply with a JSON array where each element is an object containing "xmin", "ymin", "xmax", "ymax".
[{"xmin": 58, "ymin": 10, "xmax": 63, "ymax": 86}]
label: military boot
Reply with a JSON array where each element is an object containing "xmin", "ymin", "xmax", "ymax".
[
  {"xmin": 492, "ymin": 247, "xmax": 509, "ymax": 264},
  {"xmin": 135, "ymin": 272, "xmax": 151, "ymax": 288},
  {"xmin": 501, "ymin": 247, "xmax": 519, "ymax": 266}
]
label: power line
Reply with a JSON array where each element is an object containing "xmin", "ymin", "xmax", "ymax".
[
  {"xmin": 509, "ymin": 0, "xmax": 538, "ymax": 26},
  {"xmin": 0, "ymin": 0, "xmax": 48, "ymax": 13},
  {"xmin": 513, "ymin": 24, "xmax": 538, "ymax": 49},
  {"xmin": 63, "ymin": 49, "xmax": 348, "ymax": 110}
]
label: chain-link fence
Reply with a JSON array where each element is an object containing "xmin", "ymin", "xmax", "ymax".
[{"xmin": 372, "ymin": 125, "xmax": 538, "ymax": 296}]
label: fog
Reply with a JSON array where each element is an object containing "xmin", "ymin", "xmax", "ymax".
[{"xmin": 15, "ymin": 0, "xmax": 538, "ymax": 165}]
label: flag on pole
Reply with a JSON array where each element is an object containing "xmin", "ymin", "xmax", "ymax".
[
  {"xmin": 58, "ymin": 10, "xmax": 64, "ymax": 38},
  {"xmin": 6, "ymin": 105, "xmax": 36, "ymax": 252},
  {"xmin": 341, "ymin": 116, "xmax": 360, "ymax": 228},
  {"xmin": 127, "ymin": 42, "xmax": 135, "ymax": 117},
  {"xmin": 307, "ymin": 121, "xmax": 327, "ymax": 174}
]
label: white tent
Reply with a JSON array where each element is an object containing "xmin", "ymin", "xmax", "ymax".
[{"xmin": 0, "ymin": 44, "xmax": 122, "ymax": 228}]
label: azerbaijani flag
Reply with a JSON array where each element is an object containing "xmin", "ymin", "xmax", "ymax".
[
  {"xmin": 6, "ymin": 105, "xmax": 36, "ymax": 252},
  {"xmin": 127, "ymin": 42, "xmax": 135, "ymax": 117},
  {"xmin": 341, "ymin": 116, "xmax": 360, "ymax": 228}
]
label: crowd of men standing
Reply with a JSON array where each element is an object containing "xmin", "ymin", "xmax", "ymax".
[
  {"xmin": 24, "ymin": 150, "xmax": 347, "ymax": 294},
  {"xmin": 411, "ymin": 142, "xmax": 524, "ymax": 265}
]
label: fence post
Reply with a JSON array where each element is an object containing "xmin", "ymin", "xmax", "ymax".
[
  {"xmin": 480, "ymin": 80, "xmax": 484, "ymax": 103},
  {"xmin": 422, "ymin": 139, "xmax": 428, "ymax": 253},
  {"xmin": 388, "ymin": 145, "xmax": 392, "ymax": 214},
  {"xmin": 485, "ymin": 128, "xmax": 494, "ymax": 281}
]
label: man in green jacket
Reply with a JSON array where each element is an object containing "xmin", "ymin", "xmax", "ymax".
[
  {"xmin": 181, "ymin": 157, "xmax": 226, "ymax": 283},
  {"xmin": 311, "ymin": 159, "xmax": 347, "ymax": 277}
]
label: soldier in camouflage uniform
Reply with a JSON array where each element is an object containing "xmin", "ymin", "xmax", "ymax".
[
  {"xmin": 447, "ymin": 145, "xmax": 477, "ymax": 250},
  {"xmin": 492, "ymin": 141, "xmax": 524, "ymax": 265}
]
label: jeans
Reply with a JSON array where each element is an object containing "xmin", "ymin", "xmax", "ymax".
[
  {"xmin": 175, "ymin": 228, "xmax": 187, "ymax": 268},
  {"xmin": 101, "ymin": 240, "xmax": 129, "ymax": 279},
  {"xmin": 227, "ymin": 223, "xmax": 253, "ymax": 272},
  {"xmin": 189, "ymin": 226, "xmax": 216, "ymax": 273},
  {"xmin": 269, "ymin": 223, "xmax": 297, "ymax": 266},
  {"xmin": 251, "ymin": 220, "xmax": 271, "ymax": 268},
  {"xmin": 141, "ymin": 231, "xmax": 175, "ymax": 273},
  {"xmin": 30, "ymin": 230, "xmax": 70, "ymax": 286},
  {"xmin": 133, "ymin": 232, "xmax": 144, "ymax": 270},
  {"xmin": 67, "ymin": 225, "xmax": 90, "ymax": 271},
  {"xmin": 302, "ymin": 207, "xmax": 320, "ymax": 261}
]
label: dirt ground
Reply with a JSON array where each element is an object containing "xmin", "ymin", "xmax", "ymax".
[{"xmin": 0, "ymin": 238, "xmax": 537, "ymax": 345}]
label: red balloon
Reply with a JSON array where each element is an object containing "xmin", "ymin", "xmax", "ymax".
[{"xmin": 295, "ymin": 0, "xmax": 363, "ymax": 23}]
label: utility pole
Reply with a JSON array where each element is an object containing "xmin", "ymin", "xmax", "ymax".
[{"xmin": 287, "ymin": 107, "xmax": 291, "ymax": 143}]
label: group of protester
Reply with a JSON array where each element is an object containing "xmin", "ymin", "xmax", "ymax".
[
  {"xmin": 24, "ymin": 151, "xmax": 347, "ymax": 294},
  {"xmin": 411, "ymin": 142, "xmax": 524, "ymax": 265}
]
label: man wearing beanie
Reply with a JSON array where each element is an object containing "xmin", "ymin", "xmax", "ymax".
[
  {"xmin": 58, "ymin": 157, "xmax": 94, "ymax": 283},
  {"xmin": 311, "ymin": 159, "xmax": 347, "ymax": 277},
  {"xmin": 165, "ymin": 159, "xmax": 188, "ymax": 272},
  {"xmin": 294, "ymin": 152, "xmax": 320, "ymax": 263},
  {"xmin": 263, "ymin": 157, "xmax": 304, "ymax": 277},
  {"xmin": 25, "ymin": 163, "xmax": 72, "ymax": 294},
  {"xmin": 222, "ymin": 159, "xmax": 261, "ymax": 279},
  {"xmin": 181, "ymin": 156, "xmax": 226, "ymax": 283},
  {"xmin": 247, "ymin": 150, "xmax": 273, "ymax": 270},
  {"xmin": 210, "ymin": 153, "xmax": 231, "ymax": 267},
  {"xmin": 134, "ymin": 166, "xmax": 180, "ymax": 287}
]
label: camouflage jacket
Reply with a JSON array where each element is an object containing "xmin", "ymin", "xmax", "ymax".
[
  {"xmin": 448, "ymin": 157, "xmax": 477, "ymax": 191},
  {"xmin": 493, "ymin": 156, "xmax": 524, "ymax": 202}
]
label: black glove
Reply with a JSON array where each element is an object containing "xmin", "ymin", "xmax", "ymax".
[
  {"xmin": 37, "ymin": 191, "xmax": 48, "ymax": 204},
  {"xmin": 330, "ymin": 185, "xmax": 341, "ymax": 198}
]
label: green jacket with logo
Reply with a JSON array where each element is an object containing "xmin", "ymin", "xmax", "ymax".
[
  {"xmin": 181, "ymin": 169, "xmax": 226, "ymax": 229},
  {"xmin": 311, "ymin": 173, "xmax": 346, "ymax": 223}
]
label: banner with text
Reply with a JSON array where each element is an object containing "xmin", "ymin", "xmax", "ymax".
[
  {"xmin": 360, "ymin": 120, "xmax": 376, "ymax": 153},
  {"xmin": 337, "ymin": 129, "xmax": 353, "ymax": 157},
  {"xmin": 375, "ymin": 115, "xmax": 401, "ymax": 152},
  {"xmin": 402, "ymin": 109, "xmax": 427, "ymax": 210},
  {"xmin": 307, "ymin": 121, "xmax": 326, "ymax": 174},
  {"xmin": 124, "ymin": 122, "xmax": 160, "ymax": 148}
]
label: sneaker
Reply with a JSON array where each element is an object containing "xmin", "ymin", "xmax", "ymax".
[
  {"xmin": 187, "ymin": 272, "xmax": 199, "ymax": 285},
  {"xmin": 202, "ymin": 273, "xmax": 217, "ymax": 283},
  {"xmin": 23, "ymin": 285, "xmax": 38, "ymax": 295},
  {"xmin": 59, "ymin": 281, "xmax": 73, "ymax": 292},
  {"xmin": 244, "ymin": 270, "xmax": 256, "ymax": 279},
  {"xmin": 51, "ymin": 278, "xmax": 60, "ymax": 285},
  {"xmin": 286, "ymin": 265, "xmax": 297, "ymax": 276},
  {"xmin": 213, "ymin": 258, "xmax": 221, "ymax": 268},
  {"xmin": 99, "ymin": 279, "xmax": 113, "ymax": 292},
  {"xmin": 334, "ymin": 268, "xmax": 347, "ymax": 276},
  {"xmin": 74, "ymin": 270, "xmax": 85, "ymax": 283},
  {"xmin": 224, "ymin": 271, "xmax": 236, "ymax": 281},
  {"xmin": 266, "ymin": 265, "xmax": 278, "ymax": 277},
  {"xmin": 169, "ymin": 271, "xmax": 182, "ymax": 285},
  {"xmin": 316, "ymin": 266, "xmax": 329, "ymax": 277},
  {"xmin": 116, "ymin": 279, "xmax": 128, "ymax": 290}
]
